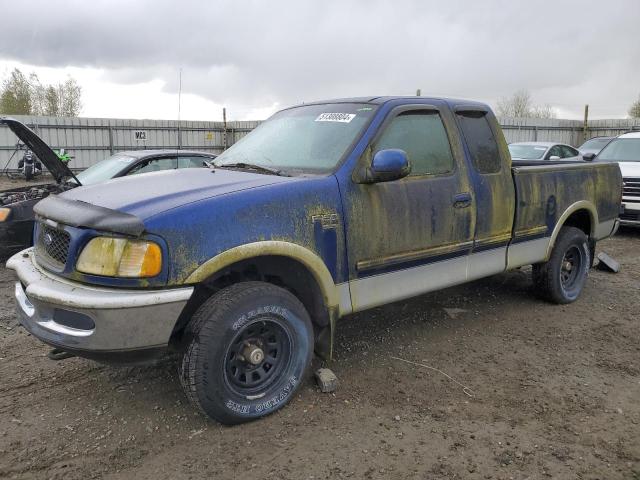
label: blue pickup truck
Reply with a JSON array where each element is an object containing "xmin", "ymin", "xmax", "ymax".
[{"xmin": 7, "ymin": 96, "xmax": 621, "ymax": 424}]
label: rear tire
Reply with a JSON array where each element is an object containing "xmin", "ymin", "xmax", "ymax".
[
  {"xmin": 180, "ymin": 282, "xmax": 313, "ymax": 425},
  {"xmin": 532, "ymin": 226, "xmax": 590, "ymax": 304}
]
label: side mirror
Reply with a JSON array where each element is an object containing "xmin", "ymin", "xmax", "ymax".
[
  {"xmin": 549, "ymin": 155, "xmax": 561, "ymax": 160},
  {"xmin": 362, "ymin": 149, "xmax": 411, "ymax": 183},
  {"xmin": 582, "ymin": 152, "xmax": 596, "ymax": 161}
]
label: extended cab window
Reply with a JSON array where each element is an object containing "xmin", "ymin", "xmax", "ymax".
[
  {"xmin": 457, "ymin": 112, "xmax": 501, "ymax": 173},
  {"xmin": 374, "ymin": 111, "xmax": 454, "ymax": 176}
]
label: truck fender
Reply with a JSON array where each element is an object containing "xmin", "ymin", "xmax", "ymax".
[
  {"xmin": 545, "ymin": 201, "xmax": 597, "ymax": 260},
  {"xmin": 184, "ymin": 241, "xmax": 345, "ymax": 359}
]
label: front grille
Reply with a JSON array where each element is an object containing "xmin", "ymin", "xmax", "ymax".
[
  {"xmin": 35, "ymin": 223, "xmax": 71, "ymax": 267},
  {"xmin": 623, "ymin": 177, "xmax": 640, "ymax": 199}
]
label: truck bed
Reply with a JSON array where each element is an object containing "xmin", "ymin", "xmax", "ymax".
[{"xmin": 510, "ymin": 160, "xmax": 621, "ymax": 261}]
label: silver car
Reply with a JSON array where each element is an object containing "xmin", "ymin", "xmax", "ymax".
[{"xmin": 508, "ymin": 141, "xmax": 582, "ymax": 161}]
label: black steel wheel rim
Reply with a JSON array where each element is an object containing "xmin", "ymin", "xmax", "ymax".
[
  {"xmin": 224, "ymin": 317, "xmax": 292, "ymax": 396},
  {"xmin": 560, "ymin": 245, "xmax": 583, "ymax": 290}
]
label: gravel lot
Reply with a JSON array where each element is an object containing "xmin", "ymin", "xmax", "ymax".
[{"xmin": 0, "ymin": 178, "xmax": 638, "ymax": 479}]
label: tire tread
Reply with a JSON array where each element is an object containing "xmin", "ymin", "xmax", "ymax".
[
  {"xmin": 179, "ymin": 281, "xmax": 311, "ymax": 424},
  {"xmin": 532, "ymin": 226, "xmax": 589, "ymax": 304}
]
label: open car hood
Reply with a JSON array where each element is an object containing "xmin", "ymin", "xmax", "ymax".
[{"xmin": 0, "ymin": 117, "xmax": 78, "ymax": 185}]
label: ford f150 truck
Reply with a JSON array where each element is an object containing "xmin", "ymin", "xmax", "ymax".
[{"xmin": 7, "ymin": 96, "xmax": 622, "ymax": 424}]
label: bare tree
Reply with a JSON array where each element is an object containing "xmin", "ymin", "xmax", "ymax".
[
  {"xmin": 496, "ymin": 89, "xmax": 557, "ymax": 118},
  {"xmin": 497, "ymin": 89, "xmax": 532, "ymax": 117},
  {"xmin": 629, "ymin": 94, "xmax": 640, "ymax": 118},
  {"xmin": 531, "ymin": 104, "xmax": 557, "ymax": 119}
]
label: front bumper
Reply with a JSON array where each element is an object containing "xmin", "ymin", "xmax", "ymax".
[{"xmin": 6, "ymin": 249, "xmax": 193, "ymax": 362}]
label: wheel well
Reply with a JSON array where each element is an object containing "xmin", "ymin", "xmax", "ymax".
[
  {"xmin": 562, "ymin": 209, "xmax": 592, "ymax": 237},
  {"xmin": 169, "ymin": 255, "xmax": 329, "ymax": 347}
]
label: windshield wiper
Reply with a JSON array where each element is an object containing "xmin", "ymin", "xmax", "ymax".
[{"xmin": 216, "ymin": 162, "xmax": 288, "ymax": 176}]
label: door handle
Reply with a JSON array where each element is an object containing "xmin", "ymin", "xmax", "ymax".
[{"xmin": 453, "ymin": 192, "xmax": 472, "ymax": 208}]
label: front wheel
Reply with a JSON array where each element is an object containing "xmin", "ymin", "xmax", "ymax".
[
  {"xmin": 180, "ymin": 282, "xmax": 313, "ymax": 424},
  {"xmin": 532, "ymin": 226, "xmax": 590, "ymax": 304}
]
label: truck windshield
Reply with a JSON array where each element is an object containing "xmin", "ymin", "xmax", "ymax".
[
  {"xmin": 597, "ymin": 138, "xmax": 640, "ymax": 162},
  {"xmin": 508, "ymin": 144, "xmax": 547, "ymax": 160},
  {"xmin": 215, "ymin": 103, "xmax": 377, "ymax": 173},
  {"xmin": 76, "ymin": 154, "xmax": 136, "ymax": 185}
]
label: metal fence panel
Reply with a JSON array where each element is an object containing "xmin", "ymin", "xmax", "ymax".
[
  {"xmin": 498, "ymin": 117, "xmax": 640, "ymax": 147},
  {"xmin": 0, "ymin": 115, "xmax": 259, "ymax": 171},
  {"xmin": 2, "ymin": 114, "xmax": 640, "ymax": 172}
]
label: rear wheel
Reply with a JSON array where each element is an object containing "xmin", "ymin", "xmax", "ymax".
[
  {"xmin": 180, "ymin": 282, "xmax": 313, "ymax": 424},
  {"xmin": 532, "ymin": 226, "xmax": 590, "ymax": 304}
]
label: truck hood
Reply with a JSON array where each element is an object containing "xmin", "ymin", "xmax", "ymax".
[
  {"xmin": 617, "ymin": 161, "xmax": 640, "ymax": 178},
  {"xmin": 0, "ymin": 117, "xmax": 77, "ymax": 185},
  {"xmin": 34, "ymin": 168, "xmax": 296, "ymax": 234}
]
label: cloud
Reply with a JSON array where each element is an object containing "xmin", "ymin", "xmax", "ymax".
[{"xmin": 0, "ymin": 0, "xmax": 638, "ymax": 118}]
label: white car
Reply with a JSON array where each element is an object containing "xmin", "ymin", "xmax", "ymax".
[
  {"xmin": 508, "ymin": 141, "xmax": 582, "ymax": 161},
  {"xmin": 592, "ymin": 131, "xmax": 640, "ymax": 226}
]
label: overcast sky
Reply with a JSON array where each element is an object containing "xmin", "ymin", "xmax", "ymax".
[{"xmin": 0, "ymin": 0, "xmax": 638, "ymax": 121}]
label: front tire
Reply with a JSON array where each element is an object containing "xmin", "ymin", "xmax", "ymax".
[
  {"xmin": 180, "ymin": 282, "xmax": 313, "ymax": 424},
  {"xmin": 532, "ymin": 226, "xmax": 590, "ymax": 304}
]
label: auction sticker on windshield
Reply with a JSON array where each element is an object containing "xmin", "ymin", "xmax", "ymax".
[{"xmin": 315, "ymin": 113, "xmax": 356, "ymax": 123}]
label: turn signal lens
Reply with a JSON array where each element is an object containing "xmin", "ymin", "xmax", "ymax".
[
  {"xmin": 0, "ymin": 208, "xmax": 10, "ymax": 222},
  {"xmin": 76, "ymin": 237, "xmax": 162, "ymax": 277},
  {"xmin": 119, "ymin": 241, "xmax": 162, "ymax": 277}
]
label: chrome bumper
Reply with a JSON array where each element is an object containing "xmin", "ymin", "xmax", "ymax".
[
  {"xmin": 6, "ymin": 249, "xmax": 193, "ymax": 354},
  {"xmin": 620, "ymin": 218, "xmax": 640, "ymax": 226},
  {"xmin": 620, "ymin": 202, "xmax": 640, "ymax": 227}
]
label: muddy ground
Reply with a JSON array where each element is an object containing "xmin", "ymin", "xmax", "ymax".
[{"xmin": 0, "ymin": 202, "xmax": 638, "ymax": 478}]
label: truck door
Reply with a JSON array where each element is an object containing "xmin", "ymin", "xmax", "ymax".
[
  {"xmin": 454, "ymin": 108, "xmax": 515, "ymax": 279},
  {"xmin": 343, "ymin": 104, "xmax": 476, "ymax": 311}
]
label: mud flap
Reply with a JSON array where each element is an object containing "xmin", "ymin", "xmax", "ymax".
[{"xmin": 314, "ymin": 307, "xmax": 338, "ymax": 361}]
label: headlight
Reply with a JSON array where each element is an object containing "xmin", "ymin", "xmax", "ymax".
[
  {"xmin": 0, "ymin": 207, "xmax": 10, "ymax": 222},
  {"xmin": 76, "ymin": 237, "xmax": 162, "ymax": 277}
]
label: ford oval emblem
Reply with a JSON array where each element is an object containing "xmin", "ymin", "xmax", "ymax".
[{"xmin": 43, "ymin": 233, "xmax": 53, "ymax": 246}]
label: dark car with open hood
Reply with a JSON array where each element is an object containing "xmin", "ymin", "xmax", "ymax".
[{"xmin": 0, "ymin": 118, "xmax": 216, "ymax": 257}]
